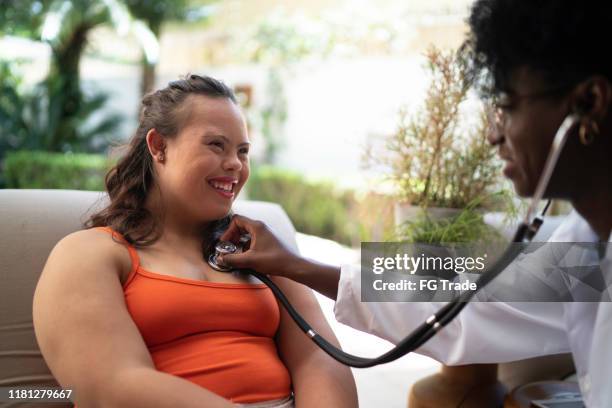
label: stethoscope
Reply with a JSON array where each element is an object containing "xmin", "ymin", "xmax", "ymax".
[{"xmin": 208, "ymin": 114, "xmax": 580, "ymax": 368}]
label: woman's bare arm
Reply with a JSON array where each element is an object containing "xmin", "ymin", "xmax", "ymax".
[
  {"xmin": 272, "ymin": 276, "xmax": 358, "ymax": 408},
  {"xmin": 33, "ymin": 229, "xmax": 235, "ymax": 408}
]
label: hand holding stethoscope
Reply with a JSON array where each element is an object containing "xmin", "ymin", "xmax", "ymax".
[{"xmin": 217, "ymin": 217, "xmax": 305, "ymax": 279}]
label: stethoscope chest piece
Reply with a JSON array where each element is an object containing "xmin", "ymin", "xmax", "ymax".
[{"xmin": 208, "ymin": 240, "xmax": 238, "ymax": 272}]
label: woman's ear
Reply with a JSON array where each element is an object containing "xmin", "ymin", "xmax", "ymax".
[
  {"xmin": 146, "ymin": 128, "xmax": 167, "ymax": 163},
  {"xmin": 572, "ymin": 76, "xmax": 612, "ymax": 121}
]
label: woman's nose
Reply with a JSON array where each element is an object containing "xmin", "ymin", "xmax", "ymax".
[{"xmin": 222, "ymin": 153, "xmax": 242, "ymax": 171}]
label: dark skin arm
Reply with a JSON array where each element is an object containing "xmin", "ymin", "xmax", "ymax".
[{"xmin": 219, "ymin": 215, "xmax": 342, "ymax": 300}]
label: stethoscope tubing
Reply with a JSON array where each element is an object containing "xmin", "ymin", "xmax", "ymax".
[
  {"xmin": 231, "ymin": 114, "xmax": 580, "ymax": 368},
  {"xmin": 239, "ymin": 229, "xmax": 528, "ymax": 368}
]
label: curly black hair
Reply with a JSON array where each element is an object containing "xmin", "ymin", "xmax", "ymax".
[{"xmin": 464, "ymin": 0, "xmax": 612, "ymax": 97}]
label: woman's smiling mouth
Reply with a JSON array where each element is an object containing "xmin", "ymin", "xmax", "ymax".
[{"xmin": 207, "ymin": 177, "xmax": 238, "ymax": 198}]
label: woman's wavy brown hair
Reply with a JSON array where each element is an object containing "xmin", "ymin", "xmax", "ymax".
[{"xmin": 85, "ymin": 74, "xmax": 237, "ymax": 258}]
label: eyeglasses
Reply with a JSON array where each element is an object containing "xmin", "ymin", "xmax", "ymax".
[{"xmin": 487, "ymin": 83, "xmax": 575, "ymax": 137}]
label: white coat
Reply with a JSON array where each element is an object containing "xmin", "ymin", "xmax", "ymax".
[{"xmin": 334, "ymin": 212, "xmax": 612, "ymax": 407}]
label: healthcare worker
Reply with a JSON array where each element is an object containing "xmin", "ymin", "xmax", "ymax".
[{"xmin": 220, "ymin": 1, "xmax": 612, "ymax": 406}]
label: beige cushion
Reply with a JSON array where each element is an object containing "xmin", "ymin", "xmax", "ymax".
[{"xmin": 0, "ymin": 189, "xmax": 298, "ymax": 401}]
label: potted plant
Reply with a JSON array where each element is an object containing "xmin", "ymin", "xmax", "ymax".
[
  {"xmin": 365, "ymin": 48, "xmax": 512, "ymax": 408},
  {"xmin": 366, "ymin": 46, "xmax": 509, "ymax": 240}
]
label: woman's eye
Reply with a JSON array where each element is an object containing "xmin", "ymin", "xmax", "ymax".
[
  {"xmin": 239, "ymin": 148, "xmax": 249, "ymax": 155},
  {"xmin": 209, "ymin": 141, "xmax": 224, "ymax": 149}
]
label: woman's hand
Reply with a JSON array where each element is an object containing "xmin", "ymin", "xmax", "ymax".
[{"xmin": 218, "ymin": 214, "xmax": 305, "ymax": 279}]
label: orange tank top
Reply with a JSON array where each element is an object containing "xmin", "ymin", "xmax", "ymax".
[{"xmin": 97, "ymin": 227, "xmax": 292, "ymax": 404}]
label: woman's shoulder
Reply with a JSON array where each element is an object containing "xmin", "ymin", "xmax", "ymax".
[{"xmin": 51, "ymin": 228, "xmax": 132, "ymax": 282}]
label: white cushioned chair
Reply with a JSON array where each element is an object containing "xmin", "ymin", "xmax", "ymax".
[{"xmin": 0, "ymin": 189, "xmax": 299, "ymax": 408}]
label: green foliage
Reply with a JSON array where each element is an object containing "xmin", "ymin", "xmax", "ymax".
[
  {"xmin": 397, "ymin": 195, "xmax": 507, "ymax": 245},
  {"xmin": 122, "ymin": 0, "xmax": 217, "ymax": 95},
  {"xmin": 42, "ymin": 1, "xmax": 115, "ymax": 151},
  {"xmin": 0, "ymin": 61, "xmax": 122, "ymax": 154},
  {"xmin": 42, "ymin": 75, "xmax": 122, "ymax": 152},
  {"xmin": 0, "ymin": 0, "xmax": 49, "ymax": 37},
  {"xmin": 4, "ymin": 150, "xmax": 112, "ymax": 191},
  {"xmin": 122, "ymin": 0, "xmax": 191, "ymax": 34},
  {"xmin": 42, "ymin": 1, "xmax": 110, "ymax": 49},
  {"xmin": 0, "ymin": 61, "xmax": 29, "ymax": 154},
  {"xmin": 367, "ymin": 47, "xmax": 504, "ymax": 210},
  {"xmin": 399, "ymin": 208, "xmax": 502, "ymax": 245},
  {"xmin": 0, "ymin": 0, "xmax": 126, "ymax": 156},
  {"xmin": 247, "ymin": 166, "xmax": 359, "ymax": 246}
]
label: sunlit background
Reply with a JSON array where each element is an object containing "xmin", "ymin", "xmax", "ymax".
[
  {"xmin": 0, "ymin": 0, "xmax": 487, "ymax": 245},
  {"xmin": 2, "ymin": 1, "xmax": 568, "ymax": 406}
]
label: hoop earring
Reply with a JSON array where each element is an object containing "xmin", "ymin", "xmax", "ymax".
[{"xmin": 579, "ymin": 119, "xmax": 599, "ymax": 145}]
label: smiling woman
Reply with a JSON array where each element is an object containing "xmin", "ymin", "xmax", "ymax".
[
  {"xmin": 86, "ymin": 76, "xmax": 245, "ymax": 257},
  {"xmin": 32, "ymin": 74, "xmax": 357, "ymax": 408},
  {"xmin": 143, "ymin": 93, "xmax": 250, "ymax": 239}
]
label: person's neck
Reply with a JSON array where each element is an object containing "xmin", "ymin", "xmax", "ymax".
[
  {"xmin": 144, "ymin": 192, "xmax": 210, "ymax": 257},
  {"xmin": 572, "ymin": 188, "xmax": 612, "ymax": 241},
  {"xmin": 155, "ymin": 222, "xmax": 208, "ymax": 257}
]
